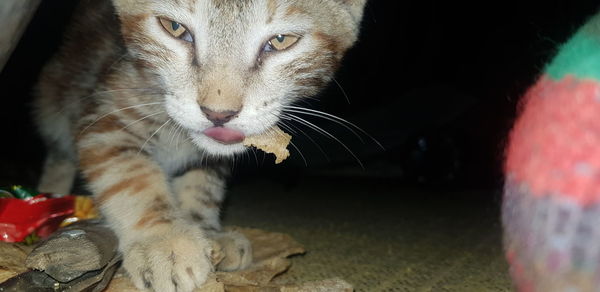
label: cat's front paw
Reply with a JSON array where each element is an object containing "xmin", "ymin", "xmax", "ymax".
[
  {"xmin": 123, "ymin": 230, "xmax": 213, "ymax": 292},
  {"xmin": 210, "ymin": 230, "xmax": 253, "ymax": 271}
]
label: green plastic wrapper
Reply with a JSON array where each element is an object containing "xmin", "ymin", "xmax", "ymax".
[{"xmin": 0, "ymin": 185, "xmax": 38, "ymax": 200}]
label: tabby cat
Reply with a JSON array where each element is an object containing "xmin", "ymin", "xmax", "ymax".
[{"xmin": 33, "ymin": 0, "xmax": 367, "ymax": 291}]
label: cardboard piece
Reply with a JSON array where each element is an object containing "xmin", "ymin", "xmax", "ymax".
[{"xmin": 0, "ymin": 242, "xmax": 31, "ymax": 283}]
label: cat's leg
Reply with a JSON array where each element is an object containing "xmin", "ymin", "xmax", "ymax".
[
  {"xmin": 38, "ymin": 148, "xmax": 77, "ymax": 194},
  {"xmin": 171, "ymin": 167, "xmax": 227, "ymax": 231},
  {"xmin": 78, "ymin": 136, "xmax": 213, "ymax": 292},
  {"xmin": 35, "ymin": 104, "xmax": 77, "ymax": 194},
  {"xmin": 172, "ymin": 168, "xmax": 252, "ymax": 271}
]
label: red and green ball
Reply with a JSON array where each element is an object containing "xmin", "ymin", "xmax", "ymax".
[{"xmin": 504, "ymin": 13, "xmax": 600, "ymax": 292}]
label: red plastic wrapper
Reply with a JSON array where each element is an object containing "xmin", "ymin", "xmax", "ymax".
[{"xmin": 0, "ymin": 193, "xmax": 75, "ymax": 242}]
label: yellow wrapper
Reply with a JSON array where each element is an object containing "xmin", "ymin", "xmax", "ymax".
[{"xmin": 60, "ymin": 196, "xmax": 100, "ymax": 227}]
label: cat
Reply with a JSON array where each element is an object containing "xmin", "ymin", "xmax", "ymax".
[{"xmin": 33, "ymin": 0, "xmax": 367, "ymax": 291}]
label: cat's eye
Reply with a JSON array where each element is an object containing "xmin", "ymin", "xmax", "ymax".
[
  {"xmin": 264, "ymin": 34, "xmax": 299, "ymax": 52},
  {"xmin": 159, "ymin": 18, "xmax": 193, "ymax": 42}
]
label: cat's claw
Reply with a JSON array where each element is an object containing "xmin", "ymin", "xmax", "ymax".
[{"xmin": 123, "ymin": 229, "xmax": 213, "ymax": 292}]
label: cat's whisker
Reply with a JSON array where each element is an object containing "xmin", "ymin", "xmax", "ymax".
[
  {"xmin": 104, "ymin": 87, "xmax": 158, "ymax": 94},
  {"xmin": 55, "ymin": 89, "xmax": 163, "ymax": 116},
  {"xmin": 281, "ymin": 114, "xmax": 325, "ymax": 138},
  {"xmin": 183, "ymin": 133, "xmax": 194, "ymax": 143},
  {"xmin": 261, "ymin": 112, "xmax": 296, "ymax": 135},
  {"xmin": 265, "ymin": 124, "xmax": 307, "ymax": 166},
  {"xmin": 165, "ymin": 122, "xmax": 176, "ymax": 148},
  {"xmin": 180, "ymin": 127, "xmax": 191, "ymax": 148},
  {"xmin": 283, "ymin": 108, "xmax": 364, "ymax": 143},
  {"xmin": 81, "ymin": 88, "xmax": 162, "ymax": 102},
  {"xmin": 79, "ymin": 102, "xmax": 164, "ymax": 136},
  {"xmin": 332, "ymin": 77, "xmax": 351, "ymax": 104},
  {"xmin": 288, "ymin": 139, "xmax": 307, "ymax": 166},
  {"xmin": 283, "ymin": 105, "xmax": 384, "ymax": 150},
  {"xmin": 230, "ymin": 152, "xmax": 237, "ymax": 170},
  {"xmin": 174, "ymin": 123, "xmax": 186, "ymax": 150},
  {"xmin": 166, "ymin": 122, "xmax": 177, "ymax": 149},
  {"xmin": 250, "ymin": 147, "xmax": 260, "ymax": 167},
  {"xmin": 106, "ymin": 52, "xmax": 130, "ymax": 72},
  {"xmin": 285, "ymin": 94, "xmax": 320, "ymax": 105},
  {"xmin": 120, "ymin": 111, "xmax": 164, "ymax": 131},
  {"xmin": 281, "ymin": 113, "xmax": 329, "ymax": 137},
  {"xmin": 201, "ymin": 153, "xmax": 207, "ymax": 169},
  {"xmin": 167, "ymin": 121, "xmax": 184, "ymax": 150},
  {"xmin": 172, "ymin": 122, "xmax": 189, "ymax": 150},
  {"xmin": 270, "ymin": 118, "xmax": 310, "ymax": 166},
  {"xmin": 138, "ymin": 119, "xmax": 171, "ymax": 155},
  {"xmin": 242, "ymin": 149, "xmax": 251, "ymax": 165},
  {"xmin": 280, "ymin": 119, "xmax": 330, "ymax": 162},
  {"xmin": 282, "ymin": 113, "xmax": 364, "ymax": 169},
  {"xmin": 261, "ymin": 111, "xmax": 292, "ymax": 134},
  {"xmin": 276, "ymin": 121, "xmax": 297, "ymax": 135}
]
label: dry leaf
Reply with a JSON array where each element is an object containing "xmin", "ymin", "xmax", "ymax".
[{"xmin": 1, "ymin": 227, "xmax": 353, "ymax": 292}]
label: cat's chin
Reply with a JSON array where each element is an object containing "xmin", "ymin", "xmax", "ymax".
[{"xmin": 190, "ymin": 133, "xmax": 247, "ymax": 157}]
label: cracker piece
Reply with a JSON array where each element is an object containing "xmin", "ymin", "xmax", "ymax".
[{"xmin": 243, "ymin": 126, "xmax": 291, "ymax": 164}]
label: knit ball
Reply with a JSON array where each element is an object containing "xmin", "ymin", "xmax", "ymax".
[{"xmin": 503, "ymin": 12, "xmax": 600, "ymax": 292}]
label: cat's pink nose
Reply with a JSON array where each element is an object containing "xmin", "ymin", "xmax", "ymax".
[{"xmin": 200, "ymin": 106, "xmax": 239, "ymax": 126}]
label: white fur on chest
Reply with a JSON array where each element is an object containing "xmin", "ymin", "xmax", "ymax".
[{"xmin": 152, "ymin": 133, "xmax": 204, "ymax": 176}]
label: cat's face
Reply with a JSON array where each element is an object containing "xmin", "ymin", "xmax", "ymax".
[{"xmin": 113, "ymin": 0, "xmax": 366, "ymax": 157}]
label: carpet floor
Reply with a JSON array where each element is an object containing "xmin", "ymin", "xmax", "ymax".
[{"xmin": 221, "ymin": 176, "xmax": 513, "ymax": 291}]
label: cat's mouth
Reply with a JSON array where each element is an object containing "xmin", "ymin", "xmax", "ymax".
[{"xmin": 202, "ymin": 126, "xmax": 245, "ymax": 145}]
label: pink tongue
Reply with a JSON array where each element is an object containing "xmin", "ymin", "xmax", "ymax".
[{"xmin": 203, "ymin": 127, "xmax": 245, "ymax": 144}]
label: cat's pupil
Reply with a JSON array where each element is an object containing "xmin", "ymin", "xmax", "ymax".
[
  {"xmin": 171, "ymin": 21, "xmax": 180, "ymax": 31},
  {"xmin": 276, "ymin": 35, "xmax": 285, "ymax": 42}
]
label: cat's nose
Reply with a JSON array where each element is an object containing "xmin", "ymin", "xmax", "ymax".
[{"xmin": 201, "ymin": 106, "xmax": 239, "ymax": 126}]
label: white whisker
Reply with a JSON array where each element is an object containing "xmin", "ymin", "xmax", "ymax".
[
  {"xmin": 288, "ymin": 140, "xmax": 307, "ymax": 166},
  {"xmin": 79, "ymin": 102, "xmax": 164, "ymax": 136},
  {"xmin": 276, "ymin": 120, "xmax": 297, "ymax": 135},
  {"xmin": 332, "ymin": 77, "xmax": 351, "ymax": 104},
  {"xmin": 120, "ymin": 111, "xmax": 164, "ymax": 131},
  {"xmin": 55, "ymin": 88, "xmax": 162, "ymax": 116},
  {"xmin": 282, "ymin": 113, "xmax": 364, "ymax": 169},
  {"xmin": 266, "ymin": 125, "xmax": 307, "ymax": 166},
  {"xmin": 166, "ymin": 121, "xmax": 177, "ymax": 148},
  {"xmin": 283, "ymin": 108, "xmax": 364, "ymax": 143},
  {"xmin": 250, "ymin": 147, "xmax": 259, "ymax": 167},
  {"xmin": 106, "ymin": 52, "xmax": 130, "ymax": 72},
  {"xmin": 176, "ymin": 124, "xmax": 189, "ymax": 150},
  {"xmin": 168, "ymin": 122, "xmax": 184, "ymax": 150},
  {"xmin": 281, "ymin": 120, "xmax": 330, "ymax": 162},
  {"xmin": 281, "ymin": 113, "xmax": 329, "ymax": 137},
  {"xmin": 138, "ymin": 119, "xmax": 171, "ymax": 155},
  {"xmin": 284, "ymin": 105, "xmax": 384, "ymax": 150}
]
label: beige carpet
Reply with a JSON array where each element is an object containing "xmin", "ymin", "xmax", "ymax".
[{"xmin": 222, "ymin": 176, "xmax": 513, "ymax": 291}]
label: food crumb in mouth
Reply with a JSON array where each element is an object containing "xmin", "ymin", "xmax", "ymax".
[{"xmin": 242, "ymin": 126, "xmax": 291, "ymax": 164}]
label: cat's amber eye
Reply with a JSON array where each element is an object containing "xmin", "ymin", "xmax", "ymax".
[
  {"xmin": 158, "ymin": 18, "xmax": 193, "ymax": 42},
  {"xmin": 266, "ymin": 34, "xmax": 299, "ymax": 51}
]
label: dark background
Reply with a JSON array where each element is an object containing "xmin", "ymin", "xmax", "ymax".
[{"xmin": 1, "ymin": 1, "xmax": 599, "ymax": 191}]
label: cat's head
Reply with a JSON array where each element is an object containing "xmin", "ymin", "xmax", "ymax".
[{"xmin": 112, "ymin": 0, "xmax": 367, "ymax": 157}]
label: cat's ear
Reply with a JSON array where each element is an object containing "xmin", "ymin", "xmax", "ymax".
[
  {"xmin": 111, "ymin": 0, "xmax": 148, "ymax": 15},
  {"xmin": 338, "ymin": 0, "xmax": 368, "ymax": 24}
]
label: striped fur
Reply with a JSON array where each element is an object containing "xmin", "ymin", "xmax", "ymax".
[{"xmin": 33, "ymin": 0, "xmax": 366, "ymax": 291}]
